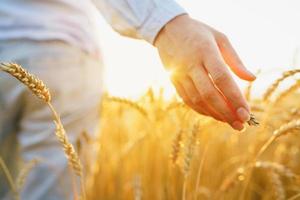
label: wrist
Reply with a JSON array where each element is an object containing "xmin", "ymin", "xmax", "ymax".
[{"xmin": 154, "ymin": 14, "xmax": 190, "ymax": 47}]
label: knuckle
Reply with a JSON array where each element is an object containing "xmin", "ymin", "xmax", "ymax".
[
  {"xmin": 229, "ymin": 91, "xmax": 241, "ymax": 102},
  {"xmin": 213, "ymin": 71, "xmax": 229, "ymax": 85},
  {"xmin": 223, "ymin": 112, "xmax": 236, "ymax": 123},
  {"xmin": 201, "ymin": 89, "xmax": 215, "ymax": 101},
  {"xmin": 226, "ymin": 90, "xmax": 244, "ymax": 106}
]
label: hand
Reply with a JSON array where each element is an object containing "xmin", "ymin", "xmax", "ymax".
[{"xmin": 154, "ymin": 14, "xmax": 256, "ymax": 131}]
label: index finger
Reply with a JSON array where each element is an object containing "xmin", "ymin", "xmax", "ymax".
[{"xmin": 202, "ymin": 41, "xmax": 251, "ymax": 123}]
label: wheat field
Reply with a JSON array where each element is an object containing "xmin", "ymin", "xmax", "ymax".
[{"xmin": 1, "ymin": 63, "xmax": 300, "ymax": 200}]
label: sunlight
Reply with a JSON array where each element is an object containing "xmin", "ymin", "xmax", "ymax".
[{"xmin": 96, "ymin": 0, "xmax": 300, "ymax": 99}]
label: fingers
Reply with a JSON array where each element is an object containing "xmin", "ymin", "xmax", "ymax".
[
  {"xmin": 202, "ymin": 41, "xmax": 251, "ymax": 123},
  {"xmin": 171, "ymin": 75, "xmax": 224, "ymax": 122},
  {"xmin": 188, "ymin": 66, "xmax": 244, "ymax": 130},
  {"xmin": 216, "ymin": 34, "xmax": 256, "ymax": 81}
]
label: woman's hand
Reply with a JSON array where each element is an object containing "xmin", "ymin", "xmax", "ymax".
[{"xmin": 154, "ymin": 14, "xmax": 256, "ymax": 131}]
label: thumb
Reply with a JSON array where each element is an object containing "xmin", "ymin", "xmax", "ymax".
[{"xmin": 217, "ymin": 36, "xmax": 256, "ymax": 81}]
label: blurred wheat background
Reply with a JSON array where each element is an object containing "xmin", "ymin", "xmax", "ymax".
[{"xmin": 85, "ymin": 69, "xmax": 300, "ymax": 199}]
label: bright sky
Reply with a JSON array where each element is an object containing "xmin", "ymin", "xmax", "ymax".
[{"xmin": 97, "ymin": 0, "xmax": 300, "ymax": 98}]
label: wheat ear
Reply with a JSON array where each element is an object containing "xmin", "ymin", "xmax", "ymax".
[
  {"xmin": 183, "ymin": 122, "xmax": 199, "ymax": 177},
  {"xmin": 247, "ymin": 114, "xmax": 260, "ymax": 126},
  {"xmin": 0, "ymin": 62, "xmax": 51, "ymax": 102},
  {"xmin": 170, "ymin": 129, "xmax": 183, "ymax": 165},
  {"xmin": 132, "ymin": 175, "xmax": 142, "ymax": 200},
  {"xmin": 274, "ymin": 79, "xmax": 300, "ymax": 104},
  {"xmin": 240, "ymin": 120, "xmax": 300, "ymax": 199},
  {"xmin": 182, "ymin": 122, "xmax": 199, "ymax": 200},
  {"xmin": 255, "ymin": 119, "xmax": 300, "ymax": 160},
  {"xmin": 289, "ymin": 193, "xmax": 300, "ymax": 200},
  {"xmin": 263, "ymin": 69, "xmax": 300, "ymax": 101},
  {"xmin": 53, "ymin": 119, "xmax": 82, "ymax": 176},
  {"xmin": 267, "ymin": 171, "xmax": 286, "ymax": 200},
  {"xmin": 165, "ymin": 102, "xmax": 187, "ymax": 112},
  {"xmin": 106, "ymin": 96, "xmax": 148, "ymax": 118},
  {"xmin": 0, "ymin": 63, "xmax": 85, "ymax": 200},
  {"xmin": 255, "ymin": 161, "xmax": 300, "ymax": 181}
]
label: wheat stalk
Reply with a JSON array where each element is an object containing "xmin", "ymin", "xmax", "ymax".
[
  {"xmin": 267, "ymin": 170, "xmax": 286, "ymax": 200},
  {"xmin": 182, "ymin": 122, "xmax": 199, "ymax": 200},
  {"xmin": 256, "ymin": 119, "xmax": 300, "ymax": 160},
  {"xmin": 194, "ymin": 143, "xmax": 209, "ymax": 200},
  {"xmin": 16, "ymin": 159, "xmax": 40, "ymax": 190},
  {"xmin": 106, "ymin": 96, "xmax": 148, "ymax": 118},
  {"xmin": 0, "ymin": 62, "xmax": 85, "ymax": 200},
  {"xmin": 263, "ymin": 69, "xmax": 300, "ymax": 102},
  {"xmin": 53, "ymin": 120, "xmax": 82, "ymax": 176},
  {"xmin": 255, "ymin": 161, "xmax": 300, "ymax": 181},
  {"xmin": 219, "ymin": 167, "xmax": 246, "ymax": 193},
  {"xmin": 274, "ymin": 79, "xmax": 300, "ymax": 104},
  {"xmin": 0, "ymin": 156, "xmax": 20, "ymax": 200},
  {"xmin": 289, "ymin": 193, "xmax": 300, "ymax": 200},
  {"xmin": 240, "ymin": 120, "xmax": 300, "ymax": 199},
  {"xmin": 219, "ymin": 160, "xmax": 299, "ymax": 198}
]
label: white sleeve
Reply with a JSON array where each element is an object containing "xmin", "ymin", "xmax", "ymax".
[{"xmin": 92, "ymin": 0, "xmax": 186, "ymax": 44}]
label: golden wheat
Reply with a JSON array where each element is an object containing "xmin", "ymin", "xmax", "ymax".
[
  {"xmin": 263, "ymin": 69, "xmax": 300, "ymax": 101},
  {"xmin": 105, "ymin": 96, "xmax": 148, "ymax": 118},
  {"xmin": 267, "ymin": 171, "xmax": 286, "ymax": 200},
  {"xmin": 170, "ymin": 129, "xmax": 183, "ymax": 165},
  {"xmin": 54, "ymin": 120, "xmax": 82, "ymax": 176},
  {"xmin": 247, "ymin": 114, "xmax": 259, "ymax": 126},
  {"xmin": 255, "ymin": 161, "xmax": 300, "ymax": 181},
  {"xmin": 0, "ymin": 62, "xmax": 85, "ymax": 200},
  {"xmin": 182, "ymin": 122, "xmax": 199, "ymax": 177},
  {"xmin": 274, "ymin": 79, "xmax": 300, "ymax": 104},
  {"xmin": 0, "ymin": 156, "xmax": 19, "ymax": 200},
  {"xmin": 16, "ymin": 159, "xmax": 40, "ymax": 190},
  {"xmin": 0, "ymin": 62, "xmax": 51, "ymax": 102}
]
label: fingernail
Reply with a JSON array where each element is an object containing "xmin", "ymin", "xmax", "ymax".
[
  {"xmin": 247, "ymin": 70, "xmax": 257, "ymax": 79},
  {"xmin": 236, "ymin": 107, "xmax": 250, "ymax": 122},
  {"xmin": 231, "ymin": 121, "xmax": 244, "ymax": 131}
]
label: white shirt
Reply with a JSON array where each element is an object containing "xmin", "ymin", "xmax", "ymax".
[{"xmin": 0, "ymin": 0, "xmax": 185, "ymax": 54}]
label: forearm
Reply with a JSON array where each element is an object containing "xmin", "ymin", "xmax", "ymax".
[{"xmin": 92, "ymin": 0, "xmax": 186, "ymax": 44}]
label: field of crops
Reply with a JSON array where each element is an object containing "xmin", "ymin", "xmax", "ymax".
[
  {"xmin": 1, "ymin": 63, "xmax": 300, "ymax": 200},
  {"xmin": 86, "ymin": 72, "xmax": 300, "ymax": 200}
]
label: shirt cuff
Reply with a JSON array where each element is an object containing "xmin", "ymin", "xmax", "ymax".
[{"xmin": 138, "ymin": 0, "xmax": 187, "ymax": 44}]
